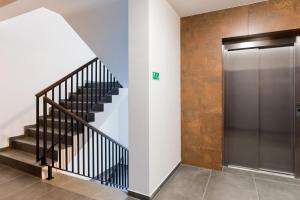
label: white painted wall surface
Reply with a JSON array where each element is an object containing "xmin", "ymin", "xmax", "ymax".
[
  {"xmin": 0, "ymin": 8, "xmax": 96, "ymax": 148},
  {"xmin": 128, "ymin": 0, "xmax": 180, "ymax": 197},
  {"xmin": 149, "ymin": 0, "xmax": 181, "ymax": 195},
  {"xmin": 0, "ymin": 0, "xmax": 128, "ymax": 87},
  {"xmin": 128, "ymin": 0, "xmax": 150, "ymax": 196},
  {"xmin": 91, "ymin": 88, "xmax": 128, "ymax": 148}
]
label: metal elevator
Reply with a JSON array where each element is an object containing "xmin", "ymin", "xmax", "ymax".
[{"xmin": 223, "ymin": 36, "xmax": 300, "ymax": 177}]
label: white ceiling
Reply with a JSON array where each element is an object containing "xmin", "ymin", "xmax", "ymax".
[{"xmin": 167, "ymin": 0, "xmax": 267, "ymax": 17}]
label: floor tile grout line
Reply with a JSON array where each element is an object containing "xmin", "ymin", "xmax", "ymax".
[
  {"xmin": 33, "ymin": 187, "xmax": 60, "ymax": 200},
  {"xmin": 0, "ymin": 172, "xmax": 25, "ymax": 186},
  {"xmin": 0, "ymin": 177, "xmax": 41, "ymax": 200},
  {"xmin": 254, "ymin": 176, "xmax": 300, "ymax": 187},
  {"xmin": 252, "ymin": 175, "xmax": 260, "ymax": 200},
  {"xmin": 201, "ymin": 170, "xmax": 212, "ymax": 200}
]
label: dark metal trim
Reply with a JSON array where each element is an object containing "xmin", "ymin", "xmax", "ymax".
[{"xmin": 224, "ymin": 37, "xmax": 296, "ymax": 51}]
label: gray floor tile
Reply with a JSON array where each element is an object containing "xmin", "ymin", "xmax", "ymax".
[
  {"xmin": 36, "ymin": 188, "xmax": 93, "ymax": 200},
  {"xmin": 1, "ymin": 182, "xmax": 56, "ymax": 200},
  {"xmin": 253, "ymin": 172, "xmax": 300, "ymax": 186},
  {"xmin": 255, "ymin": 178, "xmax": 300, "ymax": 200},
  {"xmin": 0, "ymin": 174, "xmax": 39, "ymax": 198},
  {"xmin": 0, "ymin": 167, "xmax": 24, "ymax": 185},
  {"xmin": 203, "ymin": 171, "xmax": 258, "ymax": 200},
  {"xmin": 222, "ymin": 167, "xmax": 253, "ymax": 177},
  {"xmin": 154, "ymin": 165, "xmax": 211, "ymax": 200}
]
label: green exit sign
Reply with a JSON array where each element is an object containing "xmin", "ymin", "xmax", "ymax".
[{"xmin": 153, "ymin": 72, "xmax": 160, "ymax": 80}]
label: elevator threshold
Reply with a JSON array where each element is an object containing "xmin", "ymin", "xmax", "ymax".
[{"xmin": 227, "ymin": 165, "xmax": 295, "ymax": 179}]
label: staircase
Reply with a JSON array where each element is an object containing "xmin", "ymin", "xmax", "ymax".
[{"xmin": 0, "ymin": 58, "xmax": 128, "ymax": 190}]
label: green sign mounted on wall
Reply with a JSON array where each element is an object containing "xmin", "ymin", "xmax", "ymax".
[{"xmin": 153, "ymin": 72, "xmax": 160, "ymax": 80}]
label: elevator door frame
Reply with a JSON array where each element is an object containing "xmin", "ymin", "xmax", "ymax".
[{"xmin": 222, "ymin": 39, "xmax": 297, "ymax": 176}]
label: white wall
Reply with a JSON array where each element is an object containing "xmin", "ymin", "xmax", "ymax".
[
  {"xmin": 128, "ymin": 0, "xmax": 181, "ymax": 197},
  {"xmin": 128, "ymin": 0, "xmax": 150, "ymax": 196},
  {"xmin": 91, "ymin": 88, "xmax": 128, "ymax": 148},
  {"xmin": 0, "ymin": 0, "xmax": 128, "ymax": 87},
  {"xmin": 0, "ymin": 8, "xmax": 95, "ymax": 148},
  {"xmin": 148, "ymin": 0, "xmax": 181, "ymax": 195}
]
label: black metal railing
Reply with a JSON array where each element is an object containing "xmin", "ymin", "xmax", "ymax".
[
  {"xmin": 35, "ymin": 58, "xmax": 128, "ymax": 189},
  {"xmin": 43, "ymin": 97, "xmax": 128, "ymax": 189}
]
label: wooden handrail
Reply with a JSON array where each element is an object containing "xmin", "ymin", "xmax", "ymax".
[{"xmin": 43, "ymin": 96, "xmax": 128, "ymax": 150}]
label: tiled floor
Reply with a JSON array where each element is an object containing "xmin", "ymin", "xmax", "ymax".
[
  {"xmin": 0, "ymin": 163, "xmax": 300, "ymax": 200},
  {"xmin": 154, "ymin": 165, "xmax": 300, "ymax": 200}
]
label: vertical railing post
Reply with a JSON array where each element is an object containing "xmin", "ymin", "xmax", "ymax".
[
  {"xmin": 36, "ymin": 96, "xmax": 40, "ymax": 162},
  {"xmin": 47, "ymin": 165, "xmax": 53, "ymax": 180},
  {"xmin": 42, "ymin": 98, "xmax": 47, "ymax": 165}
]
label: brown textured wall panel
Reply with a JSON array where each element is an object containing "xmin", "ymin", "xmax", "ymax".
[{"xmin": 181, "ymin": 0, "xmax": 300, "ymax": 170}]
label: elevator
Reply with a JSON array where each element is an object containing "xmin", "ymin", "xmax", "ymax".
[{"xmin": 223, "ymin": 37, "xmax": 300, "ymax": 176}]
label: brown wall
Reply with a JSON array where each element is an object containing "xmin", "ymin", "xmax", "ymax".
[{"xmin": 181, "ymin": 0, "xmax": 300, "ymax": 170}]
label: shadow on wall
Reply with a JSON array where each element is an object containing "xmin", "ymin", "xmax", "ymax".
[
  {"xmin": 0, "ymin": 8, "xmax": 95, "ymax": 148},
  {"xmin": 0, "ymin": 0, "xmax": 128, "ymax": 87}
]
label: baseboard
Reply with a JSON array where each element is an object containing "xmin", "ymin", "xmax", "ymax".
[
  {"xmin": 128, "ymin": 162, "xmax": 181, "ymax": 200},
  {"xmin": 128, "ymin": 191, "xmax": 150, "ymax": 200}
]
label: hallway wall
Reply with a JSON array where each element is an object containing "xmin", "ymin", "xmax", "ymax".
[
  {"xmin": 0, "ymin": 0, "xmax": 128, "ymax": 87},
  {"xmin": 181, "ymin": 0, "xmax": 300, "ymax": 170}
]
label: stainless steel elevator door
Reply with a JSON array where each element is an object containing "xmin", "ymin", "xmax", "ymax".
[
  {"xmin": 259, "ymin": 47, "xmax": 294, "ymax": 173},
  {"xmin": 224, "ymin": 49, "xmax": 260, "ymax": 168},
  {"xmin": 224, "ymin": 46, "xmax": 295, "ymax": 174}
]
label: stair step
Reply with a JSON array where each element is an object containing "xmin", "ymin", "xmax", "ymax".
[
  {"xmin": 0, "ymin": 148, "xmax": 48, "ymax": 179},
  {"xmin": 10, "ymin": 136, "xmax": 66, "ymax": 160},
  {"xmin": 69, "ymin": 94, "xmax": 112, "ymax": 102},
  {"xmin": 85, "ymin": 82, "xmax": 122, "ymax": 88},
  {"xmin": 60, "ymin": 100, "xmax": 104, "ymax": 112},
  {"xmin": 38, "ymin": 117, "xmax": 74, "ymax": 129},
  {"xmin": 77, "ymin": 87, "xmax": 119, "ymax": 95},
  {"xmin": 50, "ymin": 108, "xmax": 95, "ymax": 122},
  {"xmin": 25, "ymin": 126, "xmax": 78, "ymax": 144}
]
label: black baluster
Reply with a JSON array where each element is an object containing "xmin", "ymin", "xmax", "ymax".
[
  {"xmin": 91, "ymin": 128, "xmax": 93, "ymax": 178},
  {"xmin": 112, "ymin": 143, "xmax": 115, "ymax": 186},
  {"xmin": 81, "ymin": 70, "xmax": 84, "ymax": 119},
  {"xmin": 42, "ymin": 96, "xmax": 47, "ymax": 165},
  {"xmin": 108, "ymin": 140, "xmax": 111, "ymax": 186},
  {"xmin": 105, "ymin": 138, "xmax": 107, "ymax": 183},
  {"xmin": 114, "ymin": 77, "xmax": 116, "ymax": 89},
  {"xmin": 51, "ymin": 89, "xmax": 55, "ymax": 167},
  {"xmin": 36, "ymin": 97, "xmax": 40, "ymax": 162},
  {"xmin": 106, "ymin": 68, "xmax": 109, "ymax": 94},
  {"xmin": 110, "ymin": 73, "xmax": 112, "ymax": 91},
  {"xmin": 76, "ymin": 121, "xmax": 78, "ymax": 174},
  {"xmin": 86, "ymin": 66, "xmax": 89, "ymax": 116},
  {"xmin": 95, "ymin": 61, "xmax": 98, "ymax": 104},
  {"xmin": 65, "ymin": 80, "xmax": 68, "ymax": 171},
  {"xmin": 59, "ymin": 85, "xmax": 62, "ymax": 169},
  {"xmin": 101, "ymin": 135, "xmax": 103, "ymax": 184},
  {"xmin": 71, "ymin": 77, "xmax": 74, "ymax": 172},
  {"xmin": 118, "ymin": 146, "xmax": 121, "ymax": 188},
  {"xmin": 99, "ymin": 61, "xmax": 101, "ymax": 102},
  {"xmin": 115, "ymin": 144, "xmax": 118, "ymax": 187},
  {"xmin": 97, "ymin": 132, "xmax": 99, "ymax": 180},
  {"xmin": 102, "ymin": 64, "xmax": 105, "ymax": 99},
  {"xmin": 91, "ymin": 62, "xmax": 94, "ymax": 108},
  {"xmin": 88, "ymin": 127, "xmax": 90, "ymax": 177}
]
